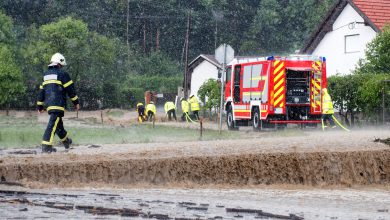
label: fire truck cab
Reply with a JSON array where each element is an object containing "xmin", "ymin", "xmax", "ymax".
[{"xmin": 224, "ymin": 55, "xmax": 327, "ymax": 130}]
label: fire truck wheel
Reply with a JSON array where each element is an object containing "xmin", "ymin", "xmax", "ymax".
[
  {"xmin": 252, "ymin": 108, "xmax": 261, "ymax": 131},
  {"xmin": 226, "ymin": 107, "xmax": 237, "ymax": 130}
]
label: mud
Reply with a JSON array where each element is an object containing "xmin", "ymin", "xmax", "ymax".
[
  {"xmin": 1, "ymin": 147, "xmax": 389, "ymax": 187},
  {"xmin": 1, "ymin": 116, "xmax": 390, "ymax": 187}
]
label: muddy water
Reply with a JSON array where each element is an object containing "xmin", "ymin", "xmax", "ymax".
[
  {"xmin": 0, "ymin": 149, "xmax": 390, "ymax": 187},
  {"xmin": 1, "ymin": 130, "xmax": 390, "ymax": 187},
  {"xmin": 1, "ymin": 186, "xmax": 390, "ymax": 220},
  {"xmin": 1, "ymin": 129, "xmax": 390, "ymax": 219}
]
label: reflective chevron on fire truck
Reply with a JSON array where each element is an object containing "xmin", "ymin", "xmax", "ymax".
[{"xmin": 224, "ymin": 55, "xmax": 327, "ymax": 130}]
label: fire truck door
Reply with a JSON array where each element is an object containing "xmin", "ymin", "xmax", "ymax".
[
  {"xmin": 261, "ymin": 63, "xmax": 270, "ymax": 103},
  {"xmin": 233, "ymin": 65, "xmax": 241, "ymax": 103}
]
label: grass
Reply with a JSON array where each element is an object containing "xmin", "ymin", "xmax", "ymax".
[
  {"xmin": 0, "ymin": 115, "xmax": 242, "ymax": 149},
  {"xmin": 106, "ymin": 109, "xmax": 125, "ymax": 118}
]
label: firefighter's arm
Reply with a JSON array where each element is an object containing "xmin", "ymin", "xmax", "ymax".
[
  {"xmin": 37, "ymin": 84, "xmax": 45, "ymax": 113},
  {"xmin": 62, "ymin": 72, "xmax": 80, "ymax": 107}
]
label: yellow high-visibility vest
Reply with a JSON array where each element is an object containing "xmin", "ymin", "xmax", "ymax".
[
  {"xmin": 189, "ymin": 96, "xmax": 200, "ymax": 111},
  {"xmin": 322, "ymin": 92, "xmax": 334, "ymax": 114},
  {"xmin": 181, "ymin": 100, "xmax": 189, "ymax": 113},
  {"xmin": 146, "ymin": 103, "xmax": 156, "ymax": 114},
  {"xmin": 164, "ymin": 101, "xmax": 176, "ymax": 113}
]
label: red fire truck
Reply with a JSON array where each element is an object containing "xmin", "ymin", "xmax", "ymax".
[{"xmin": 224, "ymin": 55, "xmax": 327, "ymax": 130}]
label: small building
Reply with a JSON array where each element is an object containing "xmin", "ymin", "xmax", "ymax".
[
  {"xmin": 301, "ymin": 0, "xmax": 390, "ymax": 77},
  {"xmin": 187, "ymin": 54, "xmax": 221, "ymax": 98}
]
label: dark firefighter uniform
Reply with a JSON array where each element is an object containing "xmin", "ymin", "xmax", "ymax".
[
  {"xmin": 37, "ymin": 65, "xmax": 79, "ymax": 151},
  {"xmin": 136, "ymin": 102, "xmax": 146, "ymax": 122},
  {"xmin": 164, "ymin": 101, "xmax": 177, "ymax": 121}
]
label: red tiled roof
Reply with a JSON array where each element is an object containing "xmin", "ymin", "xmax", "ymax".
[{"xmin": 353, "ymin": 0, "xmax": 390, "ymax": 30}]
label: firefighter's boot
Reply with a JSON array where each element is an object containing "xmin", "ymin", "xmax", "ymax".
[
  {"xmin": 62, "ymin": 138, "xmax": 72, "ymax": 150},
  {"xmin": 41, "ymin": 144, "xmax": 57, "ymax": 153}
]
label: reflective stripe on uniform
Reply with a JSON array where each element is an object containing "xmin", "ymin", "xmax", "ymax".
[
  {"xmin": 42, "ymin": 140, "xmax": 52, "ymax": 145},
  {"xmin": 70, "ymin": 95, "xmax": 78, "ymax": 101},
  {"xmin": 43, "ymin": 80, "xmax": 62, "ymax": 86},
  {"xmin": 37, "ymin": 101, "xmax": 44, "ymax": 105},
  {"xmin": 60, "ymin": 133, "xmax": 68, "ymax": 142},
  {"xmin": 47, "ymin": 106, "xmax": 65, "ymax": 111},
  {"xmin": 63, "ymin": 80, "xmax": 73, "ymax": 88},
  {"xmin": 49, "ymin": 117, "xmax": 60, "ymax": 144}
]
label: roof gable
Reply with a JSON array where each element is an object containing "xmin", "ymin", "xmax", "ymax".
[
  {"xmin": 302, "ymin": 0, "xmax": 390, "ymax": 53},
  {"xmin": 188, "ymin": 54, "xmax": 221, "ymax": 70}
]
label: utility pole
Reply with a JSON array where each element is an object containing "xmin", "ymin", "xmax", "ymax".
[
  {"xmin": 142, "ymin": 8, "xmax": 146, "ymax": 53},
  {"xmin": 219, "ymin": 44, "xmax": 226, "ymax": 134},
  {"xmin": 183, "ymin": 11, "xmax": 191, "ymax": 99},
  {"xmin": 383, "ymin": 84, "xmax": 385, "ymax": 125},
  {"xmin": 215, "ymin": 20, "xmax": 218, "ymax": 49},
  {"xmin": 126, "ymin": 0, "xmax": 129, "ymax": 47},
  {"xmin": 215, "ymin": 44, "xmax": 234, "ymax": 134},
  {"xmin": 156, "ymin": 28, "xmax": 160, "ymax": 50}
]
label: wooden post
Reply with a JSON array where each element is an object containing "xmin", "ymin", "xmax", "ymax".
[
  {"xmin": 101, "ymin": 110, "xmax": 103, "ymax": 124},
  {"xmin": 199, "ymin": 118, "xmax": 203, "ymax": 140}
]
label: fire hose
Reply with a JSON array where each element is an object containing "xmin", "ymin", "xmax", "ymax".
[
  {"xmin": 184, "ymin": 112, "xmax": 197, "ymax": 123},
  {"xmin": 321, "ymin": 115, "xmax": 350, "ymax": 132}
]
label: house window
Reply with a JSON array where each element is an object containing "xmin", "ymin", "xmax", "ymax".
[{"xmin": 345, "ymin": 34, "xmax": 360, "ymax": 53}]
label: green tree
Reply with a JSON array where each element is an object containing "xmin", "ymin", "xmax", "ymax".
[
  {"xmin": 197, "ymin": 79, "xmax": 220, "ymax": 118},
  {"xmin": 23, "ymin": 17, "xmax": 131, "ymax": 109},
  {"xmin": 0, "ymin": 11, "xmax": 14, "ymax": 45},
  {"xmin": 0, "ymin": 46, "xmax": 25, "ymax": 109},
  {"xmin": 241, "ymin": 0, "xmax": 334, "ymax": 54},
  {"xmin": 356, "ymin": 25, "xmax": 390, "ymax": 74},
  {"xmin": 358, "ymin": 73, "xmax": 390, "ymax": 123},
  {"xmin": 328, "ymin": 74, "xmax": 362, "ymax": 126},
  {"xmin": 0, "ymin": 12, "xmax": 25, "ymax": 112}
]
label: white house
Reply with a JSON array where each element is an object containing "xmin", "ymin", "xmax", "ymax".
[
  {"xmin": 187, "ymin": 54, "xmax": 221, "ymax": 97},
  {"xmin": 301, "ymin": 0, "xmax": 390, "ymax": 77}
]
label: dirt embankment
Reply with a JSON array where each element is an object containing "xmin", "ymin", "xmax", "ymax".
[
  {"xmin": 1, "ymin": 149, "xmax": 389, "ymax": 187},
  {"xmin": 1, "ymin": 129, "xmax": 390, "ymax": 188}
]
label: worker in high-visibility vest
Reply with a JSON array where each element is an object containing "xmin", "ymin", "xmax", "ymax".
[
  {"xmin": 188, "ymin": 94, "xmax": 200, "ymax": 120},
  {"xmin": 321, "ymin": 88, "xmax": 336, "ymax": 129},
  {"xmin": 136, "ymin": 102, "xmax": 146, "ymax": 123},
  {"xmin": 164, "ymin": 101, "xmax": 177, "ymax": 121},
  {"xmin": 146, "ymin": 101, "xmax": 156, "ymax": 122},
  {"xmin": 181, "ymin": 98, "xmax": 189, "ymax": 122}
]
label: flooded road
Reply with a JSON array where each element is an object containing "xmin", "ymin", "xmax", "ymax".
[{"xmin": 1, "ymin": 185, "xmax": 389, "ymax": 220}]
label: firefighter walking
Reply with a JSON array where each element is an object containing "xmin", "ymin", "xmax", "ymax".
[
  {"xmin": 164, "ymin": 101, "xmax": 177, "ymax": 121},
  {"xmin": 189, "ymin": 94, "xmax": 200, "ymax": 120},
  {"xmin": 321, "ymin": 88, "xmax": 336, "ymax": 129},
  {"xmin": 136, "ymin": 102, "xmax": 147, "ymax": 123},
  {"xmin": 146, "ymin": 101, "xmax": 156, "ymax": 122},
  {"xmin": 37, "ymin": 53, "xmax": 79, "ymax": 153}
]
